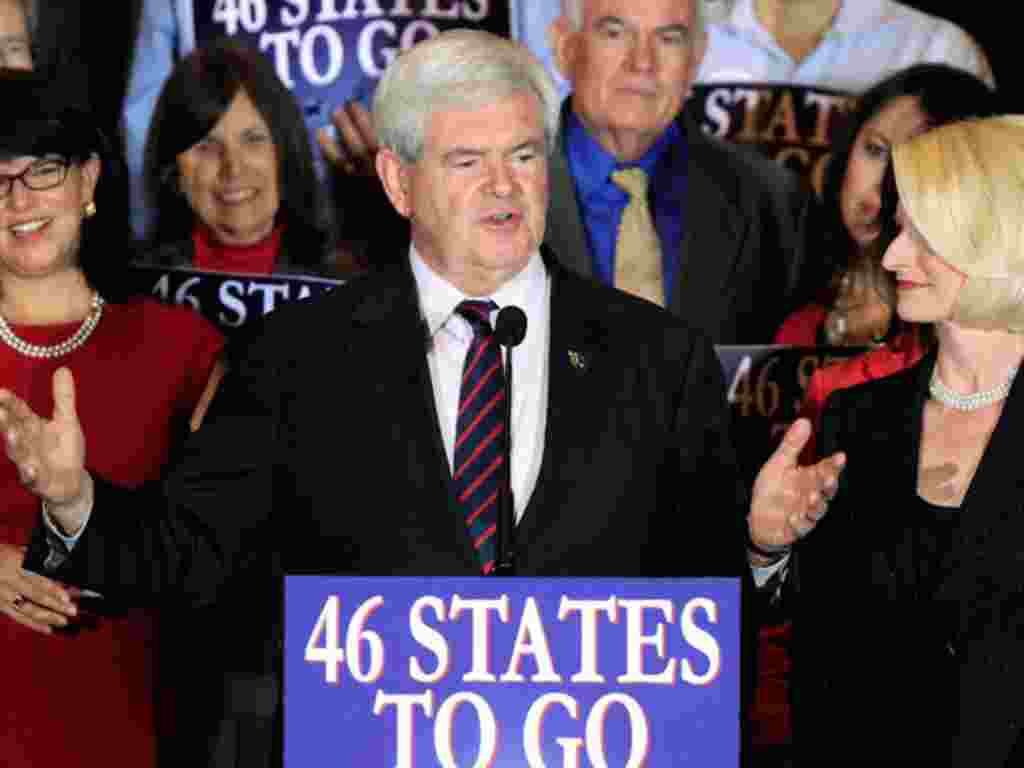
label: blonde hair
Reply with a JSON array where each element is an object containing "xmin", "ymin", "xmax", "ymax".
[{"xmin": 893, "ymin": 115, "xmax": 1024, "ymax": 332}]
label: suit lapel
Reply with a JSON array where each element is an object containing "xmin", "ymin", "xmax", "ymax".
[
  {"xmin": 546, "ymin": 119, "xmax": 593, "ymax": 280},
  {"xmin": 672, "ymin": 119, "xmax": 745, "ymax": 331},
  {"xmin": 515, "ymin": 252, "xmax": 609, "ymax": 555},
  {"xmin": 349, "ymin": 263, "xmax": 481, "ymax": 571},
  {"xmin": 876, "ymin": 355, "xmax": 934, "ymax": 592},
  {"xmin": 936, "ymin": 365, "xmax": 1024, "ymax": 606}
]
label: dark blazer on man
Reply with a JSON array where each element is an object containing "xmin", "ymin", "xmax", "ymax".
[
  {"xmin": 792, "ymin": 352, "xmax": 1024, "ymax": 767},
  {"xmin": 546, "ymin": 106, "xmax": 821, "ymax": 344},
  {"xmin": 32, "ymin": 249, "xmax": 748, "ymax": 766}
]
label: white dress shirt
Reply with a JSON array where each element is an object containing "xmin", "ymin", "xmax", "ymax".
[
  {"xmin": 411, "ymin": 247, "xmax": 550, "ymax": 524},
  {"xmin": 696, "ymin": 0, "xmax": 994, "ymax": 90}
]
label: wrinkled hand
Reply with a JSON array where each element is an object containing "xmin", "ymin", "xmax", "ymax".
[
  {"xmin": 0, "ymin": 541, "xmax": 77, "ymax": 634},
  {"xmin": 318, "ymin": 99, "xmax": 378, "ymax": 176},
  {"xmin": 749, "ymin": 418, "xmax": 845, "ymax": 554},
  {"xmin": 0, "ymin": 367, "xmax": 87, "ymax": 506}
]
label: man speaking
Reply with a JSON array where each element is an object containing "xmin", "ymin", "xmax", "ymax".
[{"xmin": 0, "ymin": 29, "xmax": 841, "ymax": 768}]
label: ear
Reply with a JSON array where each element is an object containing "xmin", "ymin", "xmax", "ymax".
[
  {"xmin": 549, "ymin": 16, "xmax": 579, "ymax": 81},
  {"xmin": 375, "ymin": 147, "xmax": 414, "ymax": 219},
  {"xmin": 691, "ymin": 30, "xmax": 708, "ymax": 78},
  {"xmin": 80, "ymin": 154, "xmax": 102, "ymax": 205}
]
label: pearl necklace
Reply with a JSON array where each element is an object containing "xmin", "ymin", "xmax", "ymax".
[
  {"xmin": 0, "ymin": 294, "xmax": 105, "ymax": 359},
  {"xmin": 929, "ymin": 365, "xmax": 1020, "ymax": 412}
]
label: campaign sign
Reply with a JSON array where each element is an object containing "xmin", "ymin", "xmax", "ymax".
[
  {"xmin": 715, "ymin": 345, "xmax": 867, "ymax": 483},
  {"xmin": 193, "ymin": 0, "xmax": 511, "ymax": 174},
  {"xmin": 127, "ymin": 263, "xmax": 344, "ymax": 334},
  {"xmin": 285, "ymin": 576, "xmax": 740, "ymax": 767},
  {"xmin": 690, "ymin": 84, "xmax": 855, "ymax": 194}
]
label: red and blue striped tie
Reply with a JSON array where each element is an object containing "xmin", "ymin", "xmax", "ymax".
[{"xmin": 452, "ymin": 300, "xmax": 506, "ymax": 574}]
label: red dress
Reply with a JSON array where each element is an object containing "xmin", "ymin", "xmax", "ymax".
[
  {"xmin": 773, "ymin": 303, "xmax": 827, "ymax": 345},
  {"xmin": 0, "ymin": 298, "xmax": 223, "ymax": 767}
]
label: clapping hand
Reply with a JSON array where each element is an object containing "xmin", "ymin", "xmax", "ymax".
[{"xmin": 0, "ymin": 368, "xmax": 90, "ymax": 533}]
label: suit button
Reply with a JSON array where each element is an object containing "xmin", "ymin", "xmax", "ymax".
[{"xmin": 945, "ymin": 640, "xmax": 957, "ymax": 658}]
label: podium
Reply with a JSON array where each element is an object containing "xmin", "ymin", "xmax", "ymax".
[{"xmin": 285, "ymin": 576, "xmax": 740, "ymax": 766}]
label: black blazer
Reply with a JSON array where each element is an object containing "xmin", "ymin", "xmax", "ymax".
[
  {"xmin": 32, "ymin": 249, "xmax": 749, "ymax": 762},
  {"xmin": 546, "ymin": 106, "xmax": 821, "ymax": 344},
  {"xmin": 792, "ymin": 352, "xmax": 1024, "ymax": 767}
]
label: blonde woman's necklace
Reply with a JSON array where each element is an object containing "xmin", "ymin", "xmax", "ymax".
[{"xmin": 929, "ymin": 365, "xmax": 1020, "ymax": 412}]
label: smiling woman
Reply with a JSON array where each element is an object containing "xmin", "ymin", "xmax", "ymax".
[
  {"xmin": 141, "ymin": 37, "xmax": 338, "ymax": 276},
  {"xmin": 0, "ymin": 70, "xmax": 225, "ymax": 768},
  {"xmin": 793, "ymin": 114, "xmax": 1024, "ymax": 767}
]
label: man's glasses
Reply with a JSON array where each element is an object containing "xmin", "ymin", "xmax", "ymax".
[{"xmin": 0, "ymin": 159, "xmax": 70, "ymax": 199}]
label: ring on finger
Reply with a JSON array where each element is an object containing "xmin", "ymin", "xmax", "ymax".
[{"xmin": 12, "ymin": 594, "xmax": 25, "ymax": 611}]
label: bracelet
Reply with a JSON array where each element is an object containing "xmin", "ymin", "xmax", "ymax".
[{"xmin": 746, "ymin": 530, "xmax": 791, "ymax": 562}]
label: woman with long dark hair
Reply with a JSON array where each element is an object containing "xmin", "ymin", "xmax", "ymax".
[{"xmin": 142, "ymin": 37, "xmax": 339, "ymax": 275}]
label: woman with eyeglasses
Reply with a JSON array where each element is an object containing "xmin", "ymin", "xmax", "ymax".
[{"xmin": 0, "ymin": 70, "xmax": 223, "ymax": 767}]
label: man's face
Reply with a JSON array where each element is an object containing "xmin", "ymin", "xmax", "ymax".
[
  {"xmin": 554, "ymin": 0, "xmax": 704, "ymax": 161},
  {"xmin": 0, "ymin": 0, "xmax": 32, "ymax": 69},
  {"xmin": 378, "ymin": 90, "xmax": 549, "ymax": 296}
]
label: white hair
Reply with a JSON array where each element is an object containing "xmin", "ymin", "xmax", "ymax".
[
  {"xmin": 373, "ymin": 29, "xmax": 562, "ymax": 165},
  {"xmin": 560, "ymin": 0, "xmax": 706, "ymax": 41}
]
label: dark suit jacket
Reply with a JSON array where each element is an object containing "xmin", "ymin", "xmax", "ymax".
[
  {"xmin": 32, "ymin": 249, "xmax": 748, "ymax": 764},
  {"xmin": 792, "ymin": 352, "xmax": 1024, "ymax": 767},
  {"xmin": 547, "ymin": 106, "xmax": 821, "ymax": 344}
]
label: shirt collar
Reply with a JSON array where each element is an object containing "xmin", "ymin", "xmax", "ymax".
[
  {"xmin": 726, "ymin": 0, "xmax": 887, "ymax": 43},
  {"xmin": 564, "ymin": 107, "xmax": 681, "ymax": 203},
  {"xmin": 410, "ymin": 245, "xmax": 547, "ymax": 344}
]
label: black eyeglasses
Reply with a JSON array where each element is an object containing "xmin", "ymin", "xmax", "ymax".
[{"xmin": 0, "ymin": 159, "xmax": 70, "ymax": 199}]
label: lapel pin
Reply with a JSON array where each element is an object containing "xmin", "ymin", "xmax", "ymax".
[{"xmin": 568, "ymin": 350, "xmax": 587, "ymax": 371}]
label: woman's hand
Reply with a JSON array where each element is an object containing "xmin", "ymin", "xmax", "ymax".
[{"xmin": 0, "ymin": 541, "xmax": 77, "ymax": 634}]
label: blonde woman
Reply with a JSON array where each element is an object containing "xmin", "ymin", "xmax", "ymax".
[{"xmin": 752, "ymin": 116, "xmax": 1024, "ymax": 766}]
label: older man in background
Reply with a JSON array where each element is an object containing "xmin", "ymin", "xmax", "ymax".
[{"xmin": 544, "ymin": 0, "xmax": 817, "ymax": 343}]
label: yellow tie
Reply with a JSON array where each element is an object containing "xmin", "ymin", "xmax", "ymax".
[{"xmin": 611, "ymin": 167, "xmax": 665, "ymax": 307}]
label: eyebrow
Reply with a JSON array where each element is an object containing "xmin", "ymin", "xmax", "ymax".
[
  {"xmin": 593, "ymin": 15, "xmax": 692, "ymax": 38},
  {"xmin": 443, "ymin": 139, "xmax": 544, "ymax": 160}
]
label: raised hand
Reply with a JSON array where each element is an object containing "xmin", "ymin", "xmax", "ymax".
[
  {"xmin": 749, "ymin": 418, "xmax": 845, "ymax": 558},
  {"xmin": 0, "ymin": 367, "xmax": 87, "ymax": 507},
  {"xmin": 318, "ymin": 99, "xmax": 379, "ymax": 177},
  {"xmin": 0, "ymin": 541, "xmax": 77, "ymax": 635}
]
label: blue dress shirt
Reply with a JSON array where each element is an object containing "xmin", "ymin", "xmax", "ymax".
[{"xmin": 563, "ymin": 110, "xmax": 687, "ymax": 305}]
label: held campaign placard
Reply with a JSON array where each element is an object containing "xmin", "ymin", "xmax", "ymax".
[{"xmin": 285, "ymin": 577, "xmax": 740, "ymax": 767}]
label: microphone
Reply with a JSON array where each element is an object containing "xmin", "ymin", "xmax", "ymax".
[
  {"xmin": 491, "ymin": 306, "xmax": 527, "ymax": 576},
  {"xmin": 494, "ymin": 306, "xmax": 527, "ymax": 348}
]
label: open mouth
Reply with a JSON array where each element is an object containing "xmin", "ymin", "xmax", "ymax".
[{"xmin": 484, "ymin": 211, "xmax": 520, "ymax": 227}]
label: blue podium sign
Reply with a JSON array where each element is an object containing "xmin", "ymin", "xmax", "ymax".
[{"xmin": 285, "ymin": 577, "xmax": 740, "ymax": 767}]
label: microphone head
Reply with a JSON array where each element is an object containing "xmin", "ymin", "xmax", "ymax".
[{"xmin": 494, "ymin": 306, "xmax": 528, "ymax": 348}]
